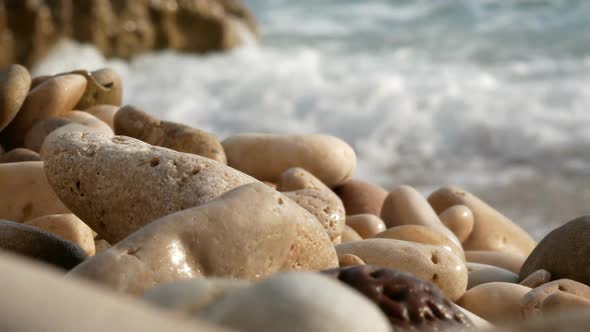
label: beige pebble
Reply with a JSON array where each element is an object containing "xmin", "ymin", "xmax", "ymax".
[
  {"xmin": 465, "ymin": 250, "xmax": 525, "ymax": 274},
  {"xmin": 340, "ymin": 225, "xmax": 362, "ymax": 243},
  {"xmin": 82, "ymin": 104, "xmax": 118, "ymax": 128},
  {"xmin": 71, "ymin": 68, "xmax": 123, "ymax": 109},
  {"xmin": 276, "ymin": 167, "xmax": 330, "ymax": 192},
  {"xmin": 339, "ymin": 253, "xmax": 365, "ymax": 267},
  {"xmin": 457, "ymin": 282, "xmax": 530, "ymax": 323},
  {"xmin": 521, "ymin": 279, "xmax": 590, "ymax": 319},
  {"xmin": 24, "ymin": 213, "xmax": 95, "ymax": 256},
  {"xmin": 374, "ymin": 224, "xmax": 465, "ymax": 260},
  {"xmin": 278, "ymin": 168, "xmax": 345, "ymax": 243},
  {"xmin": 428, "ymin": 186, "xmax": 536, "ymax": 256},
  {"xmin": 0, "ymin": 251, "xmax": 229, "ymax": 332},
  {"xmin": 0, "ymin": 148, "xmax": 40, "ymax": 163},
  {"xmin": 94, "ymin": 239, "xmax": 111, "ymax": 254},
  {"xmin": 284, "ymin": 188, "xmax": 345, "ymax": 243},
  {"xmin": 29, "ymin": 75, "xmax": 52, "ymax": 90},
  {"xmin": 457, "ymin": 282, "xmax": 531, "ymax": 324},
  {"xmin": 0, "ymin": 64, "xmax": 30, "ymax": 132},
  {"xmin": 454, "ymin": 304, "xmax": 494, "ymax": 330},
  {"xmin": 381, "ymin": 185, "xmax": 461, "ymax": 247},
  {"xmin": 520, "ymin": 269, "xmax": 551, "ymax": 288},
  {"xmin": 26, "ymin": 111, "xmax": 113, "ymax": 152},
  {"xmin": 493, "ymin": 307, "xmax": 590, "ymax": 332},
  {"xmin": 345, "ymin": 214, "xmax": 386, "ymax": 239},
  {"xmin": 43, "ymin": 132, "xmax": 257, "ymax": 243},
  {"xmin": 335, "ymin": 238, "xmax": 467, "ymax": 301},
  {"xmin": 466, "ymin": 262, "xmax": 519, "ymax": 289},
  {"xmin": 0, "ymin": 161, "xmax": 69, "ymax": 221},
  {"xmin": 69, "ymin": 183, "xmax": 338, "ymax": 294},
  {"xmin": 191, "ymin": 273, "xmax": 392, "ymax": 332},
  {"xmin": 0, "ymin": 74, "xmax": 87, "ymax": 148},
  {"xmin": 333, "ymin": 179, "xmax": 388, "ymax": 216},
  {"xmin": 541, "ymin": 292, "xmax": 590, "ymax": 314},
  {"xmin": 114, "ymin": 105, "xmax": 226, "ymax": 163},
  {"xmin": 144, "ymin": 278, "xmax": 250, "ymax": 315},
  {"xmin": 438, "ymin": 205, "xmax": 474, "ymax": 243},
  {"xmin": 222, "ymin": 133, "xmax": 356, "ymax": 187}
]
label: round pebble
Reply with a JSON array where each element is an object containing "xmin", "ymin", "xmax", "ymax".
[
  {"xmin": 333, "ymin": 179, "xmax": 388, "ymax": 216},
  {"xmin": 0, "ymin": 64, "xmax": 30, "ymax": 132},
  {"xmin": 0, "ymin": 148, "xmax": 40, "ymax": 163},
  {"xmin": 438, "ymin": 205, "xmax": 475, "ymax": 243},
  {"xmin": 345, "ymin": 214, "xmax": 386, "ymax": 239},
  {"xmin": 24, "ymin": 213, "xmax": 96, "ymax": 256}
]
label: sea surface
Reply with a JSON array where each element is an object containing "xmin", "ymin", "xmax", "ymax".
[{"xmin": 33, "ymin": 0, "xmax": 590, "ymax": 239}]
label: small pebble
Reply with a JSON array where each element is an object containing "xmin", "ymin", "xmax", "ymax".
[
  {"xmin": 457, "ymin": 282, "xmax": 531, "ymax": 324},
  {"xmin": 438, "ymin": 204, "xmax": 475, "ymax": 243},
  {"xmin": 520, "ymin": 269, "xmax": 551, "ymax": 288},
  {"xmin": 0, "ymin": 64, "xmax": 30, "ymax": 132},
  {"xmin": 345, "ymin": 214, "xmax": 386, "ymax": 239},
  {"xmin": 24, "ymin": 213, "xmax": 96, "ymax": 256},
  {"xmin": 333, "ymin": 179, "xmax": 388, "ymax": 215},
  {"xmin": 466, "ymin": 262, "xmax": 519, "ymax": 289},
  {"xmin": 0, "ymin": 147, "xmax": 40, "ymax": 163},
  {"xmin": 465, "ymin": 250, "xmax": 526, "ymax": 274}
]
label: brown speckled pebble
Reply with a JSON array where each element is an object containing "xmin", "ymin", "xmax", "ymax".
[
  {"xmin": 0, "ymin": 220, "xmax": 86, "ymax": 270},
  {"xmin": 0, "ymin": 148, "xmax": 40, "ymax": 163},
  {"xmin": 0, "ymin": 64, "xmax": 30, "ymax": 132},
  {"xmin": 43, "ymin": 132, "xmax": 257, "ymax": 243},
  {"xmin": 114, "ymin": 105, "xmax": 226, "ymax": 163},
  {"xmin": 322, "ymin": 265, "xmax": 473, "ymax": 331},
  {"xmin": 520, "ymin": 216, "xmax": 590, "ymax": 284},
  {"xmin": 333, "ymin": 179, "xmax": 388, "ymax": 216},
  {"xmin": 68, "ymin": 183, "xmax": 337, "ymax": 294}
]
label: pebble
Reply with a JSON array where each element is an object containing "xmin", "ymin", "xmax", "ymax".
[
  {"xmin": 521, "ymin": 279, "xmax": 590, "ymax": 319},
  {"xmin": 0, "ymin": 147, "xmax": 40, "ymax": 163},
  {"xmin": 322, "ymin": 265, "xmax": 474, "ymax": 331},
  {"xmin": 428, "ymin": 186, "xmax": 537, "ymax": 256},
  {"xmin": 24, "ymin": 213, "xmax": 96, "ymax": 256},
  {"xmin": 222, "ymin": 133, "xmax": 356, "ymax": 187},
  {"xmin": 25, "ymin": 111, "xmax": 113, "ymax": 152},
  {"xmin": 188, "ymin": 273, "xmax": 392, "ymax": 332},
  {"xmin": 493, "ymin": 307, "xmax": 590, "ymax": 332},
  {"xmin": 69, "ymin": 183, "xmax": 338, "ymax": 294},
  {"xmin": 520, "ymin": 269, "xmax": 551, "ymax": 288},
  {"xmin": 70, "ymin": 68, "xmax": 123, "ymax": 109},
  {"xmin": 338, "ymin": 253, "xmax": 365, "ymax": 267},
  {"xmin": 335, "ymin": 238, "xmax": 468, "ymax": 301},
  {"xmin": 276, "ymin": 167, "xmax": 330, "ymax": 191},
  {"xmin": 144, "ymin": 278, "xmax": 250, "ymax": 315},
  {"xmin": 465, "ymin": 250, "xmax": 526, "ymax": 274},
  {"xmin": 466, "ymin": 262, "xmax": 519, "ymax": 289},
  {"xmin": 541, "ymin": 291, "xmax": 590, "ymax": 314},
  {"xmin": 0, "ymin": 251, "xmax": 228, "ymax": 332},
  {"xmin": 345, "ymin": 214, "xmax": 386, "ymax": 239},
  {"xmin": 340, "ymin": 225, "xmax": 362, "ymax": 243},
  {"xmin": 457, "ymin": 282, "xmax": 531, "ymax": 323},
  {"xmin": 277, "ymin": 168, "xmax": 345, "ymax": 243},
  {"xmin": 43, "ymin": 132, "xmax": 257, "ymax": 243},
  {"xmin": 94, "ymin": 238, "xmax": 111, "ymax": 253},
  {"xmin": 114, "ymin": 105, "xmax": 226, "ymax": 163},
  {"xmin": 520, "ymin": 215, "xmax": 590, "ymax": 284},
  {"xmin": 0, "ymin": 74, "xmax": 87, "ymax": 148},
  {"xmin": 333, "ymin": 179, "xmax": 388, "ymax": 215},
  {"xmin": 0, "ymin": 64, "xmax": 30, "ymax": 132},
  {"xmin": 381, "ymin": 185, "xmax": 461, "ymax": 247},
  {"xmin": 82, "ymin": 104, "xmax": 118, "ymax": 129},
  {"xmin": 374, "ymin": 224, "xmax": 465, "ymax": 260},
  {"xmin": 0, "ymin": 220, "xmax": 87, "ymax": 270},
  {"xmin": 0, "ymin": 161, "xmax": 69, "ymax": 221},
  {"xmin": 438, "ymin": 205, "xmax": 475, "ymax": 243}
]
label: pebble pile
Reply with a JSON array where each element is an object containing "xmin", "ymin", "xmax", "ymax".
[{"xmin": 1, "ymin": 63, "xmax": 590, "ymax": 331}]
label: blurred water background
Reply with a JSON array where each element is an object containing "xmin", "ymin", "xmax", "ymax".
[{"xmin": 33, "ymin": 0, "xmax": 590, "ymax": 238}]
